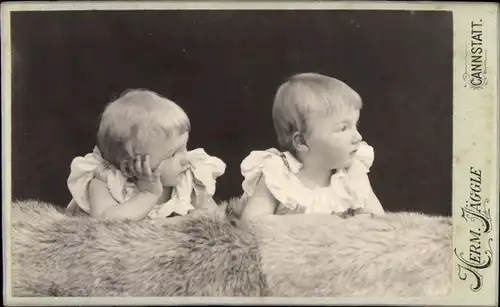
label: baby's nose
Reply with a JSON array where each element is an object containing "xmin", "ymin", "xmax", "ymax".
[
  {"xmin": 353, "ymin": 129, "xmax": 363, "ymax": 143},
  {"xmin": 178, "ymin": 156, "xmax": 190, "ymax": 170}
]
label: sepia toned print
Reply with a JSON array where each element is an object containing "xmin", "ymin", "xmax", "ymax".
[{"xmin": 2, "ymin": 1, "xmax": 498, "ymax": 306}]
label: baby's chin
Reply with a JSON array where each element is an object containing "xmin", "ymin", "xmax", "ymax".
[
  {"xmin": 160, "ymin": 178, "xmax": 180, "ymax": 187},
  {"xmin": 342, "ymin": 159, "xmax": 355, "ymax": 170},
  {"xmin": 331, "ymin": 158, "xmax": 354, "ymax": 170},
  {"xmin": 160, "ymin": 170, "xmax": 189, "ymax": 186}
]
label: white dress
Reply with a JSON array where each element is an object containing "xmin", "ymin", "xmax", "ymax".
[
  {"xmin": 240, "ymin": 141, "xmax": 375, "ymax": 215},
  {"xmin": 66, "ymin": 147, "xmax": 226, "ymax": 219}
]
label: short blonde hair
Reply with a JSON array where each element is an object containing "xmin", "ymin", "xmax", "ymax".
[
  {"xmin": 272, "ymin": 73, "xmax": 362, "ymax": 151},
  {"xmin": 97, "ymin": 89, "xmax": 190, "ymax": 167}
]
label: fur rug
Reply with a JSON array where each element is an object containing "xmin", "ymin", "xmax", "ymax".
[
  {"xmin": 252, "ymin": 213, "xmax": 452, "ymax": 296},
  {"xmin": 11, "ymin": 199, "xmax": 266, "ymax": 296},
  {"xmin": 9, "ymin": 198, "xmax": 452, "ymax": 297}
]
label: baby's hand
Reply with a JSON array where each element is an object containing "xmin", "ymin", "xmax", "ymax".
[{"xmin": 122, "ymin": 155, "xmax": 163, "ymax": 197}]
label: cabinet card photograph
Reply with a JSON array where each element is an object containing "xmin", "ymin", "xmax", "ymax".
[{"xmin": 2, "ymin": 1, "xmax": 498, "ymax": 306}]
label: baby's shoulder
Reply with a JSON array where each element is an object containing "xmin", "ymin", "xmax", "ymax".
[
  {"xmin": 185, "ymin": 148, "xmax": 226, "ymax": 195},
  {"xmin": 241, "ymin": 148, "xmax": 292, "ymax": 172},
  {"xmin": 187, "ymin": 148, "xmax": 226, "ymax": 175},
  {"xmin": 241, "ymin": 148, "xmax": 302, "ymax": 211}
]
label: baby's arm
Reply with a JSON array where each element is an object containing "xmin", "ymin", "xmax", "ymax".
[
  {"xmin": 241, "ymin": 176, "xmax": 279, "ymax": 221},
  {"xmin": 88, "ymin": 155, "xmax": 162, "ymax": 221},
  {"xmin": 88, "ymin": 179, "xmax": 160, "ymax": 221}
]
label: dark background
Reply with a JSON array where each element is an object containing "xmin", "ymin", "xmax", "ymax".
[{"xmin": 10, "ymin": 10, "xmax": 453, "ymax": 216}]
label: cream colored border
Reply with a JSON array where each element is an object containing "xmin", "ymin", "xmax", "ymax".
[
  {"xmin": 452, "ymin": 3, "xmax": 498, "ymax": 306},
  {"xmin": 2, "ymin": 1, "xmax": 498, "ymax": 306}
]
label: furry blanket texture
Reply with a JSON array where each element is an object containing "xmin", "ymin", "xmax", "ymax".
[{"xmin": 10, "ymin": 198, "xmax": 453, "ymax": 297}]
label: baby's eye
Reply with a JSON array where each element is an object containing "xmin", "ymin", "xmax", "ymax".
[
  {"xmin": 339, "ymin": 125, "xmax": 348, "ymax": 132},
  {"xmin": 164, "ymin": 151, "xmax": 176, "ymax": 160},
  {"xmin": 169, "ymin": 148, "xmax": 185, "ymax": 160}
]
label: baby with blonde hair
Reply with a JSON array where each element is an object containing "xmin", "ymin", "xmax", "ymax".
[
  {"xmin": 240, "ymin": 73, "xmax": 384, "ymax": 220},
  {"xmin": 66, "ymin": 89, "xmax": 226, "ymax": 221}
]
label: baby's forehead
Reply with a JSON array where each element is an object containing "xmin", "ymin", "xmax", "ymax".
[
  {"xmin": 310, "ymin": 107, "xmax": 360, "ymax": 122},
  {"xmin": 141, "ymin": 131, "xmax": 188, "ymax": 154},
  {"xmin": 308, "ymin": 109, "xmax": 359, "ymax": 127}
]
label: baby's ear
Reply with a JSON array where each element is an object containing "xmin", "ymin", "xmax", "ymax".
[{"xmin": 292, "ymin": 131, "xmax": 308, "ymax": 153}]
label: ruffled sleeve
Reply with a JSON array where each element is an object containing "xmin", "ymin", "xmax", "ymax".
[
  {"xmin": 66, "ymin": 147, "xmax": 135, "ymax": 213},
  {"xmin": 241, "ymin": 149, "xmax": 300, "ymax": 211},
  {"xmin": 66, "ymin": 150, "xmax": 102, "ymax": 213},
  {"xmin": 188, "ymin": 148, "xmax": 226, "ymax": 197},
  {"xmin": 149, "ymin": 148, "xmax": 226, "ymax": 219}
]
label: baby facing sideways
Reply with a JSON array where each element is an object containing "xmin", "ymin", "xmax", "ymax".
[
  {"xmin": 66, "ymin": 89, "xmax": 226, "ymax": 221},
  {"xmin": 240, "ymin": 73, "xmax": 385, "ymax": 220}
]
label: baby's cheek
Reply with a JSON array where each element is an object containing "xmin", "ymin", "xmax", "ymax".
[
  {"xmin": 161, "ymin": 160, "xmax": 185, "ymax": 178},
  {"xmin": 319, "ymin": 141, "xmax": 341, "ymax": 157},
  {"xmin": 160, "ymin": 172, "xmax": 179, "ymax": 187},
  {"xmin": 161, "ymin": 165, "xmax": 176, "ymax": 178},
  {"xmin": 323, "ymin": 145, "xmax": 348, "ymax": 167}
]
